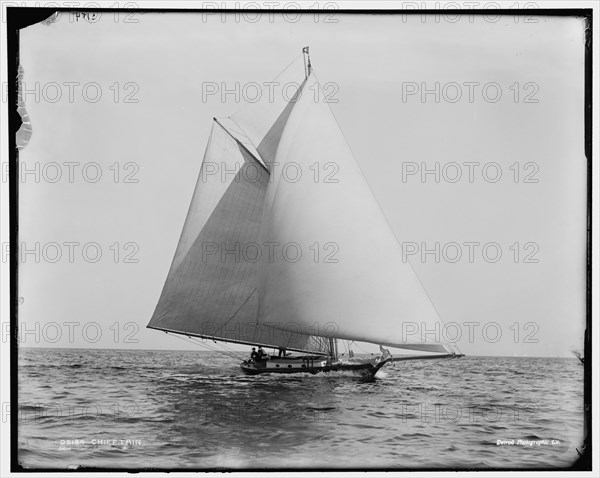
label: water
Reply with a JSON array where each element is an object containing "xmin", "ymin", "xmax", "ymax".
[{"xmin": 17, "ymin": 348, "xmax": 584, "ymax": 470}]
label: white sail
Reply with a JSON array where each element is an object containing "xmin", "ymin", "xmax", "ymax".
[
  {"xmin": 148, "ymin": 120, "xmax": 326, "ymax": 354},
  {"xmin": 150, "ymin": 53, "xmax": 454, "ymax": 357},
  {"xmin": 257, "ymin": 71, "xmax": 448, "ymax": 353},
  {"xmin": 231, "ymin": 55, "xmax": 306, "ymax": 167}
]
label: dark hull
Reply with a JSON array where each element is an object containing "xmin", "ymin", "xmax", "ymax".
[{"xmin": 240, "ymin": 357, "xmax": 390, "ymax": 377}]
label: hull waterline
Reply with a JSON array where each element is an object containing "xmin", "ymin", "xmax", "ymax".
[
  {"xmin": 240, "ymin": 353, "xmax": 465, "ymax": 377},
  {"xmin": 240, "ymin": 356, "xmax": 391, "ymax": 377}
]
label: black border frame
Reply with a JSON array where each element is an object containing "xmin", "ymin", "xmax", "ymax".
[{"xmin": 6, "ymin": 6, "xmax": 593, "ymax": 472}]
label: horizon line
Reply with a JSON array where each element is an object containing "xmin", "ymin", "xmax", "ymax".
[{"xmin": 15, "ymin": 346, "xmax": 580, "ymax": 359}]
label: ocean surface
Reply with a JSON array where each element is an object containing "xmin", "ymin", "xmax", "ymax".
[{"xmin": 17, "ymin": 348, "xmax": 584, "ymax": 470}]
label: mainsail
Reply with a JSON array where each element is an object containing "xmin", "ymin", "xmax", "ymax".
[
  {"xmin": 149, "ymin": 51, "xmax": 453, "ymax": 356},
  {"xmin": 256, "ymin": 71, "xmax": 448, "ymax": 353}
]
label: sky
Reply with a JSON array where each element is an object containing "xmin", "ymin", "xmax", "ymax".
[{"xmin": 4, "ymin": 9, "xmax": 590, "ymax": 357}]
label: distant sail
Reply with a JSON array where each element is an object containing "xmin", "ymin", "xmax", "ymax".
[
  {"xmin": 148, "ymin": 120, "xmax": 326, "ymax": 354},
  {"xmin": 257, "ymin": 71, "xmax": 448, "ymax": 353}
]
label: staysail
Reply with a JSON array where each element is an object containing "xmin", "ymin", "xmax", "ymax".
[
  {"xmin": 148, "ymin": 118, "xmax": 327, "ymax": 354},
  {"xmin": 256, "ymin": 70, "xmax": 448, "ymax": 353}
]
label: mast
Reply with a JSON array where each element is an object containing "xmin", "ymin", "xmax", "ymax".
[
  {"xmin": 328, "ymin": 338, "xmax": 338, "ymax": 361},
  {"xmin": 302, "ymin": 46, "xmax": 311, "ymax": 79}
]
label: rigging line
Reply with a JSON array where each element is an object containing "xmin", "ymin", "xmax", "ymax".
[
  {"xmin": 214, "ymin": 339, "xmax": 248, "ymax": 361},
  {"xmin": 229, "ymin": 56, "xmax": 307, "ymax": 153},
  {"xmin": 208, "ymin": 288, "xmax": 257, "ymax": 341},
  {"xmin": 155, "ymin": 326, "xmax": 319, "ymax": 355},
  {"xmin": 190, "ymin": 334, "xmax": 245, "ymax": 359},
  {"xmin": 186, "ymin": 334, "xmax": 236, "ymax": 356},
  {"xmin": 354, "ymin": 342, "xmax": 372, "ymax": 354},
  {"xmin": 227, "ymin": 53, "xmax": 302, "ymax": 143},
  {"xmin": 168, "ymin": 331, "xmax": 218, "ymax": 353},
  {"xmin": 186, "ymin": 329, "xmax": 251, "ymax": 362},
  {"xmin": 181, "ymin": 336, "xmax": 237, "ymax": 359},
  {"xmin": 270, "ymin": 53, "xmax": 303, "ymax": 83},
  {"xmin": 209, "ymin": 344, "xmax": 245, "ymax": 363},
  {"xmin": 213, "ymin": 118, "xmax": 269, "ymax": 173},
  {"xmin": 169, "ymin": 332, "xmax": 244, "ymax": 362},
  {"xmin": 314, "ymin": 68, "xmax": 452, "ymax": 337},
  {"xmin": 218, "ymin": 121, "xmax": 255, "ymax": 147},
  {"xmin": 195, "ymin": 338, "xmax": 245, "ymax": 362},
  {"xmin": 227, "ymin": 116, "xmax": 267, "ymax": 165}
]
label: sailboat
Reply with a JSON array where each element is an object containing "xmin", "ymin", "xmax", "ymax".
[{"xmin": 147, "ymin": 48, "xmax": 463, "ymax": 377}]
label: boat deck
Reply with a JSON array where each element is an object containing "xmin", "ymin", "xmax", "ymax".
[{"xmin": 240, "ymin": 356, "xmax": 388, "ymax": 376}]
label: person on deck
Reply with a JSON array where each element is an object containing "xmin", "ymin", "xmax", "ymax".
[
  {"xmin": 278, "ymin": 347, "xmax": 287, "ymax": 358},
  {"xmin": 257, "ymin": 346, "xmax": 267, "ymax": 361},
  {"xmin": 250, "ymin": 347, "xmax": 258, "ymax": 362}
]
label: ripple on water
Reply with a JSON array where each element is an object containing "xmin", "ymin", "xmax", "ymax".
[{"xmin": 17, "ymin": 350, "xmax": 585, "ymax": 470}]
